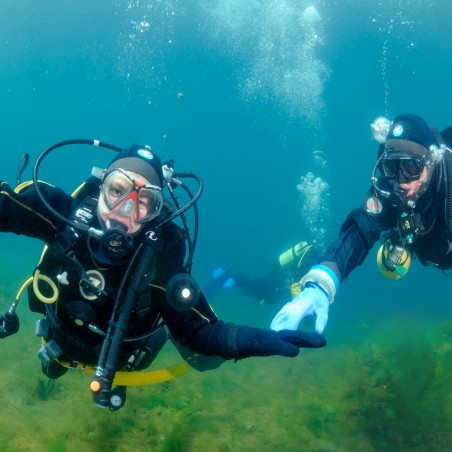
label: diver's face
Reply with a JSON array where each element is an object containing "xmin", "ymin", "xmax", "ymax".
[
  {"xmin": 398, "ymin": 165, "xmax": 428, "ymax": 198},
  {"xmin": 97, "ymin": 170, "xmax": 153, "ymax": 235},
  {"xmin": 380, "ymin": 151, "xmax": 428, "ymax": 199}
]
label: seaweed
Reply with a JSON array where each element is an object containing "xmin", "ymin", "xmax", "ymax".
[
  {"xmin": 0, "ymin": 317, "xmax": 449, "ymax": 451},
  {"xmin": 342, "ymin": 322, "xmax": 451, "ymax": 450},
  {"xmin": 34, "ymin": 378, "xmax": 61, "ymax": 401}
]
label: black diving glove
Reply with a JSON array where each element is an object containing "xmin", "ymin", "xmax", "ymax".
[
  {"xmin": 0, "ymin": 312, "xmax": 20, "ymax": 339},
  {"xmin": 232, "ymin": 326, "xmax": 326, "ymax": 360}
]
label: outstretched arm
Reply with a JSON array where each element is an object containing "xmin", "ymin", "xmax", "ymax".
[
  {"xmin": 182, "ymin": 320, "xmax": 326, "ymax": 360},
  {"xmin": 0, "ymin": 180, "xmax": 75, "ymax": 241},
  {"xmin": 163, "ymin": 292, "xmax": 326, "ymax": 361},
  {"xmin": 0, "ymin": 180, "xmax": 76, "ymax": 337},
  {"xmin": 271, "ymin": 204, "xmax": 394, "ymax": 334}
]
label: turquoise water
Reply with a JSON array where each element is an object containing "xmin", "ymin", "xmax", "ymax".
[{"xmin": 0, "ymin": 1, "xmax": 451, "ymax": 450}]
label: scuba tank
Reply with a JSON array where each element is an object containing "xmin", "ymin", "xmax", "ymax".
[
  {"xmin": 278, "ymin": 241, "xmax": 314, "ymax": 299},
  {"xmin": 278, "ymin": 241, "xmax": 313, "ymax": 268}
]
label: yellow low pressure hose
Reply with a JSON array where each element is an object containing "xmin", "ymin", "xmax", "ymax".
[{"xmin": 15, "ymin": 271, "xmax": 59, "ymax": 307}]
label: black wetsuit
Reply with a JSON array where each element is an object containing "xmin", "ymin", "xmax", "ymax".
[
  {"xmin": 0, "ymin": 179, "xmax": 323, "ymax": 371},
  {"xmin": 231, "ymin": 252, "xmax": 318, "ymax": 304},
  {"xmin": 321, "ymin": 160, "xmax": 452, "ymax": 281}
]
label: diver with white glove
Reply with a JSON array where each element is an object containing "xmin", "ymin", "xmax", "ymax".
[{"xmin": 272, "ymin": 113, "xmax": 452, "ymax": 335}]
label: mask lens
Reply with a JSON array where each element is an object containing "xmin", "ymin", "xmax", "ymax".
[
  {"xmin": 137, "ymin": 187, "xmax": 163, "ymax": 222},
  {"xmin": 400, "ymin": 158, "xmax": 421, "ymax": 178},
  {"xmin": 381, "ymin": 159, "xmax": 398, "ymax": 178},
  {"xmin": 102, "ymin": 170, "xmax": 134, "ymax": 210}
]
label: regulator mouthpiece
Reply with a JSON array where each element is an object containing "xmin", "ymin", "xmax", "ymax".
[{"xmin": 96, "ymin": 220, "xmax": 134, "ymax": 260}]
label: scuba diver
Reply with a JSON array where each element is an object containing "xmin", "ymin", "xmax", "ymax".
[
  {"xmin": 204, "ymin": 241, "xmax": 319, "ymax": 305},
  {"xmin": 0, "ymin": 139, "xmax": 325, "ymax": 411},
  {"xmin": 271, "ymin": 113, "xmax": 452, "ymax": 334}
]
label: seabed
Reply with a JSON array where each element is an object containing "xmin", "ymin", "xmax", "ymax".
[{"xmin": 0, "ymin": 278, "xmax": 450, "ymax": 451}]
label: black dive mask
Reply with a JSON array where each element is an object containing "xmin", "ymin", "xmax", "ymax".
[
  {"xmin": 371, "ymin": 154, "xmax": 419, "ymax": 210},
  {"xmin": 380, "ymin": 156, "xmax": 425, "ymax": 182}
]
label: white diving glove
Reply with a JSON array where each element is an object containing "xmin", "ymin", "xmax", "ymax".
[{"xmin": 270, "ymin": 265, "xmax": 339, "ymax": 334}]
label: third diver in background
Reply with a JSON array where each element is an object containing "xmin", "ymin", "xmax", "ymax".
[{"xmin": 204, "ymin": 241, "xmax": 320, "ymax": 305}]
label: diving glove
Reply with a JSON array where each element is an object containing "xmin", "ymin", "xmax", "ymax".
[
  {"xmin": 0, "ymin": 312, "xmax": 20, "ymax": 339},
  {"xmin": 270, "ymin": 265, "xmax": 339, "ymax": 334},
  {"xmin": 183, "ymin": 320, "xmax": 326, "ymax": 361},
  {"xmin": 234, "ymin": 326, "xmax": 326, "ymax": 358}
]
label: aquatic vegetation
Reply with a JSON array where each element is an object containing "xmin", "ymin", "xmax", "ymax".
[
  {"xmin": 342, "ymin": 322, "xmax": 451, "ymax": 450},
  {"xmin": 0, "ymin": 302, "xmax": 450, "ymax": 450},
  {"xmin": 34, "ymin": 378, "xmax": 61, "ymax": 401}
]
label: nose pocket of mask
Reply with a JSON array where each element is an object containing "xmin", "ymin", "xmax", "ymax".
[{"xmin": 118, "ymin": 198, "xmax": 135, "ymax": 216}]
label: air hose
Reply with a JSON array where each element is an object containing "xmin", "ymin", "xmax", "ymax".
[{"xmin": 90, "ymin": 243, "xmax": 156, "ymax": 408}]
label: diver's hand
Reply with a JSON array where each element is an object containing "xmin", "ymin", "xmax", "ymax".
[
  {"xmin": 271, "ymin": 265, "xmax": 339, "ymax": 334},
  {"xmin": 270, "ymin": 283, "xmax": 330, "ymax": 334},
  {"xmin": 0, "ymin": 312, "xmax": 20, "ymax": 339},
  {"xmin": 234, "ymin": 326, "xmax": 326, "ymax": 359}
]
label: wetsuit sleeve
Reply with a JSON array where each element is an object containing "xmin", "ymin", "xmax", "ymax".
[
  {"xmin": 163, "ymin": 292, "xmax": 324, "ymax": 360},
  {"xmin": 321, "ymin": 204, "xmax": 393, "ymax": 281},
  {"xmin": 0, "ymin": 180, "xmax": 75, "ymax": 243},
  {"xmin": 159, "ymin": 221, "xmax": 325, "ymax": 360}
]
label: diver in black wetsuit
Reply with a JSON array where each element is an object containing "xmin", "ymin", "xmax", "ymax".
[
  {"xmin": 204, "ymin": 241, "xmax": 319, "ymax": 305},
  {"xmin": 271, "ymin": 113, "xmax": 452, "ymax": 335},
  {"xmin": 0, "ymin": 140, "xmax": 325, "ymax": 410}
]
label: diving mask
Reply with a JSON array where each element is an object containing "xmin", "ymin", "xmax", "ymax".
[
  {"xmin": 380, "ymin": 155, "xmax": 426, "ymax": 182},
  {"xmin": 101, "ymin": 169, "xmax": 163, "ymax": 223}
]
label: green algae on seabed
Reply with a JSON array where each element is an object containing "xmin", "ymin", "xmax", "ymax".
[
  {"xmin": 0, "ymin": 278, "xmax": 450, "ymax": 452},
  {"xmin": 342, "ymin": 320, "xmax": 451, "ymax": 451}
]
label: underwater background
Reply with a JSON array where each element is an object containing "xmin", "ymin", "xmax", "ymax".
[{"xmin": 0, "ymin": 0, "xmax": 451, "ymax": 450}]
